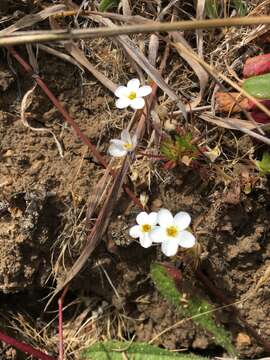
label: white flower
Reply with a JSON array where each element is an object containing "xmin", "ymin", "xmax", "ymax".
[
  {"xmin": 150, "ymin": 209, "xmax": 196, "ymax": 257},
  {"xmin": 204, "ymin": 145, "xmax": 221, "ymax": 162},
  {"xmin": 108, "ymin": 129, "xmax": 137, "ymax": 157},
  {"xmin": 129, "ymin": 211, "xmax": 158, "ymax": 248},
  {"xmin": 115, "ymin": 78, "xmax": 152, "ymax": 110}
]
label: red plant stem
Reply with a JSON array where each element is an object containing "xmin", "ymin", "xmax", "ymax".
[
  {"xmin": 0, "ymin": 330, "xmax": 56, "ymax": 360},
  {"xmin": 195, "ymin": 269, "xmax": 270, "ymax": 353},
  {"xmin": 58, "ymin": 286, "xmax": 69, "ymax": 360},
  {"xmin": 8, "ymin": 46, "xmax": 143, "ymax": 210}
]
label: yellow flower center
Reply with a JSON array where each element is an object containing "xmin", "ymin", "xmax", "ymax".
[
  {"xmin": 166, "ymin": 226, "xmax": 178, "ymax": 237},
  {"xmin": 141, "ymin": 224, "xmax": 151, "ymax": 233},
  {"xmin": 123, "ymin": 142, "xmax": 133, "ymax": 150},
  {"xmin": 128, "ymin": 91, "xmax": 137, "ymax": 100}
]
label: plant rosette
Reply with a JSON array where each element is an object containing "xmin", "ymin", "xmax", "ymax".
[{"xmin": 115, "ymin": 78, "xmax": 152, "ymax": 110}]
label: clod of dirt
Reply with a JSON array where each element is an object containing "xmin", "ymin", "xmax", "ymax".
[
  {"xmin": 0, "ymin": 66, "xmax": 14, "ymax": 92},
  {"xmin": 0, "ymin": 188, "xmax": 56, "ymax": 293}
]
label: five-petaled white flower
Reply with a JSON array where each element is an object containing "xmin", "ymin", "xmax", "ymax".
[
  {"xmin": 115, "ymin": 78, "xmax": 152, "ymax": 110},
  {"xmin": 150, "ymin": 209, "xmax": 196, "ymax": 257},
  {"xmin": 129, "ymin": 211, "xmax": 158, "ymax": 248},
  {"xmin": 108, "ymin": 129, "xmax": 137, "ymax": 157}
]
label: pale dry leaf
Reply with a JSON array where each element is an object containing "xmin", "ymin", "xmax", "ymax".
[
  {"xmin": 0, "ymin": 4, "xmax": 65, "ymax": 35},
  {"xmin": 86, "ymin": 162, "xmax": 113, "ymax": 223},
  {"xmin": 200, "ymin": 112, "xmax": 270, "ymax": 145},
  {"xmin": 196, "ymin": 0, "xmax": 205, "ymax": 58},
  {"xmin": 46, "ymin": 155, "xmax": 130, "ymax": 309},
  {"xmin": 199, "ymin": 112, "xmax": 259, "ymax": 130},
  {"xmin": 122, "ymin": 0, "xmax": 132, "ymax": 16},
  {"xmin": 172, "ymin": 32, "xmax": 209, "ymax": 108}
]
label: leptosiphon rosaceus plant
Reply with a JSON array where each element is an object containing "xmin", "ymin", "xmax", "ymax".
[
  {"xmin": 82, "ymin": 341, "xmax": 208, "ymax": 359},
  {"xmin": 150, "ymin": 264, "xmax": 236, "ymax": 356}
]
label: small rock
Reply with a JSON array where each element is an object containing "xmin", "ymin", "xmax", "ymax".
[
  {"xmin": 151, "ymin": 198, "xmax": 162, "ymax": 211},
  {"xmin": 236, "ymin": 332, "xmax": 251, "ymax": 348}
]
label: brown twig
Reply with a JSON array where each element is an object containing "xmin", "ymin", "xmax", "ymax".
[
  {"xmin": 0, "ymin": 330, "xmax": 56, "ymax": 360},
  {"xmin": 8, "ymin": 46, "xmax": 143, "ymax": 210},
  {"xmin": 2, "ymin": 16, "xmax": 270, "ymax": 46},
  {"xmin": 58, "ymin": 286, "xmax": 69, "ymax": 360}
]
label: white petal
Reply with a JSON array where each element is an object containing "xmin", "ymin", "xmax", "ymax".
[
  {"xmin": 136, "ymin": 211, "xmax": 149, "ymax": 225},
  {"xmin": 114, "ymin": 86, "xmax": 128, "ymax": 98},
  {"xmin": 173, "ymin": 212, "xmax": 191, "ymax": 230},
  {"xmin": 161, "ymin": 239, "xmax": 179, "ymax": 257},
  {"xmin": 121, "ymin": 129, "xmax": 132, "ymax": 143},
  {"xmin": 149, "ymin": 226, "xmax": 166, "ymax": 243},
  {"xmin": 131, "ymin": 135, "xmax": 137, "ymax": 148},
  {"xmin": 127, "ymin": 78, "xmax": 140, "ymax": 91},
  {"xmin": 130, "ymin": 97, "xmax": 145, "ymax": 109},
  {"xmin": 116, "ymin": 97, "xmax": 130, "ymax": 109},
  {"xmin": 129, "ymin": 225, "xmax": 141, "ymax": 238},
  {"xmin": 157, "ymin": 209, "xmax": 174, "ymax": 228},
  {"xmin": 110, "ymin": 139, "xmax": 124, "ymax": 147},
  {"xmin": 108, "ymin": 144, "xmax": 127, "ymax": 157},
  {"xmin": 177, "ymin": 230, "xmax": 196, "ymax": 248},
  {"xmin": 148, "ymin": 212, "xmax": 158, "ymax": 225},
  {"xmin": 137, "ymin": 85, "xmax": 152, "ymax": 97},
  {"xmin": 139, "ymin": 233, "xmax": 152, "ymax": 248}
]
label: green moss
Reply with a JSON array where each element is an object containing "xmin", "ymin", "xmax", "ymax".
[{"xmin": 150, "ymin": 264, "xmax": 236, "ymax": 356}]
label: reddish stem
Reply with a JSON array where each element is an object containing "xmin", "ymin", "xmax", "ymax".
[
  {"xmin": 58, "ymin": 286, "xmax": 69, "ymax": 360},
  {"xmin": 8, "ymin": 46, "xmax": 143, "ymax": 210},
  {"xmin": 0, "ymin": 330, "xmax": 55, "ymax": 360}
]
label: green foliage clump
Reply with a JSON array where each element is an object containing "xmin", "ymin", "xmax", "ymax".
[
  {"xmin": 150, "ymin": 264, "xmax": 236, "ymax": 356},
  {"xmin": 256, "ymin": 152, "xmax": 270, "ymax": 174},
  {"xmin": 160, "ymin": 134, "xmax": 197, "ymax": 164},
  {"xmin": 82, "ymin": 341, "xmax": 208, "ymax": 359}
]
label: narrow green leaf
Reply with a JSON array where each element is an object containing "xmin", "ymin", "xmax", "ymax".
[
  {"xmin": 232, "ymin": 0, "xmax": 247, "ymax": 16},
  {"xmin": 82, "ymin": 341, "xmax": 208, "ymax": 359},
  {"xmin": 99, "ymin": 0, "xmax": 119, "ymax": 12},
  {"xmin": 242, "ymin": 73, "xmax": 270, "ymax": 99},
  {"xmin": 150, "ymin": 264, "xmax": 236, "ymax": 356},
  {"xmin": 205, "ymin": 0, "xmax": 220, "ymax": 18},
  {"xmin": 256, "ymin": 152, "xmax": 270, "ymax": 174}
]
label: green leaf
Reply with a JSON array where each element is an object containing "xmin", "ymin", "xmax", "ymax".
[
  {"xmin": 205, "ymin": 0, "xmax": 220, "ymax": 18},
  {"xmin": 256, "ymin": 152, "xmax": 270, "ymax": 173},
  {"xmin": 242, "ymin": 73, "xmax": 270, "ymax": 99},
  {"xmin": 82, "ymin": 341, "xmax": 208, "ymax": 359},
  {"xmin": 99, "ymin": 0, "xmax": 119, "ymax": 12},
  {"xmin": 232, "ymin": 0, "xmax": 247, "ymax": 16},
  {"xmin": 150, "ymin": 264, "xmax": 236, "ymax": 356}
]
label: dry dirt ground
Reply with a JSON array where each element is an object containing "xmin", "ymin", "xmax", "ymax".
[{"xmin": 1, "ymin": 0, "xmax": 270, "ymax": 359}]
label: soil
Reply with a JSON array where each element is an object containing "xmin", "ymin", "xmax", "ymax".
[{"xmin": 1, "ymin": 1, "xmax": 270, "ymax": 359}]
